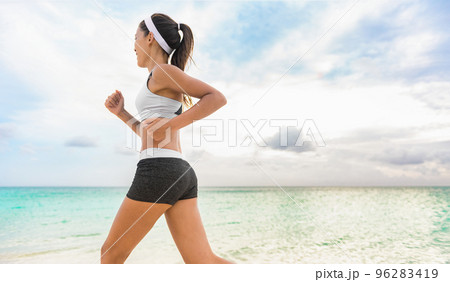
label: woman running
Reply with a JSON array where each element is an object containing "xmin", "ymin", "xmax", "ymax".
[{"xmin": 103, "ymin": 13, "xmax": 232, "ymax": 264}]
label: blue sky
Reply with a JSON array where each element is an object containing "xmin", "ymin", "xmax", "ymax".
[{"xmin": 0, "ymin": 0, "xmax": 449, "ymax": 187}]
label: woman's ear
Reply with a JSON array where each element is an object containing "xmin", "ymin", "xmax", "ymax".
[{"xmin": 147, "ymin": 32, "xmax": 154, "ymax": 44}]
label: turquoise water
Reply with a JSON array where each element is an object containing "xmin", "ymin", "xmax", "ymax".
[{"xmin": 0, "ymin": 186, "xmax": 448, "ymax": 263}]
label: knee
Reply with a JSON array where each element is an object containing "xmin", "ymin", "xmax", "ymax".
[{"xmin": 100, "ymin": 242, "xmax": 130, "ymax": 264}]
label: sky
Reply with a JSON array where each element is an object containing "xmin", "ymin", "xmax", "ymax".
[{"xmin": 0, "ymin": 0, "xmax": 449, "ymax": 187}]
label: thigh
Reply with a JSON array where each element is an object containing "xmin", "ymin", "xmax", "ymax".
[
  {"xmin": 102, "ymin": 196, "xmax": 171, "ymax": 259},
  {"xmin": 164, "ymin": 198, "xmax": 214, "ymax": 263}
]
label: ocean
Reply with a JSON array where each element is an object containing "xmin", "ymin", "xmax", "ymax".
[{"xmin": 0, "ymin": 186, "xmax": 448, "ymax": 264}]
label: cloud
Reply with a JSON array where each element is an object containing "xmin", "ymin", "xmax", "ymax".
[
  {"xmin": 374, "ymin": 147, "xmax": 426, "ymax": 166},
  {"xmin": 64, "ymin": 136, "xmax": 98, "ymax": 147},
  {"xmin": 19, "ymin": 143, "xmax": 37, "ymax": 155},
  {"xmin": 370, "ymin": 140, "xmax": 450, "ymax": 166},
  {"xmin": 264, "ymin": 125, "xmax": 318, "ymax": 153},
  {"xmin": 0, "ymin": 122, "xmax": 15, "ymax": 140},
  {"xmin": 184, "ymin": 148, "xmax": 208, "ymax": 162},
  {"xmin": 0, "ymin": 122, "xmax": 16, "ymax": 152},
  {"xmin": 114, "ymin": 144, "xmax": 138, "ymax": 156},
  {"xmin": 327, "ymin": 125, "xmax": 450, "ymax": 167},
  {"xmin": 324, "ymin": 0, "xmax": 449, "ymax": 84},
  {"xmin": 331, "ymin": 126, "xmax": 417, "ymax": 144},
  {"xmin": 408, "ymin": 81, "xmax": 450, "ymax": 111}
]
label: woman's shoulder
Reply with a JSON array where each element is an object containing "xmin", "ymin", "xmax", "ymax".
[
  {"xmin": 153, "ymin": 64, "xmax": 182, "ymax": 76},
  {"xmin": 151, "ymin": 64, "xmax": 185, "ymax": 86}
]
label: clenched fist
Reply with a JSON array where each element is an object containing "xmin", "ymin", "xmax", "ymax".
[{"xmin": 105, "ymin": 90, "xmax": 124, "ymax": 116}]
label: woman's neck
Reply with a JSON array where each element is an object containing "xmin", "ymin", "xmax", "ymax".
[{"xmin": 147, "ymin": 55, "xmax": 169, "ymax": 73}]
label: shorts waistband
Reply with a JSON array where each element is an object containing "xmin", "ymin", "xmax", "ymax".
[{"xmin": 139, "ymin": 148, "xmax": 185, "ymax": 161}]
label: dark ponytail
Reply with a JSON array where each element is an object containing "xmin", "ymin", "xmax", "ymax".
[{"xmin": 139, "ymin": 13, "xmax": 195, "ymax": 109}]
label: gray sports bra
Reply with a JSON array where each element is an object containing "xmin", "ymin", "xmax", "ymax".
[{"xmin": 135, "ymin": 66, "xmax": 182, "ymax": 121}]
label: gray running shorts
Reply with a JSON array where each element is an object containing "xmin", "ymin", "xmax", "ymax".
[{"xmin": 126, "ymin": 157, "xmax": 198, "ymax": 205}]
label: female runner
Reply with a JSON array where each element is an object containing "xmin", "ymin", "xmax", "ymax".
[{"xmin": 103, "ymin": 13, "xmax": 232, "ymax": 264}]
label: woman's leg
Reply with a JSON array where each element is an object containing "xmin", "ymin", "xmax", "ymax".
[
  {"xmin": 101, "ymin": 196, "xmax": 172, "ymax": 264},
  {"xmin": 164, "ymin": 198, "xmax": 234, "ymax": 264}
]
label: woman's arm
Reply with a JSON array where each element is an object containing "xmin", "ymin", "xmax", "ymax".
[
  {"xmin": 117, "ymin": 109, "xmax": 142, "ymax": 137},
  {"xmin": 150, "ymin": 64, "xmax": 227, "ymax": 131},
  {"xmin": 105, "ymin": 90, "xmax": 143, "ymax": 137},
  {"xmin": 170, "ymin": 92, "xmax": 226, "ymax": 131}
]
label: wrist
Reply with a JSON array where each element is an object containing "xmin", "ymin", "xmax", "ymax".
[{"xmin": 117, "ymin": 108, "xmax": 126, "ymax": 117}]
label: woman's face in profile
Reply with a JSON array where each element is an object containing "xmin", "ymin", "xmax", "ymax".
[{"xmin": 134, "ymin": 27, "xmax": 150, "ymax": 67}]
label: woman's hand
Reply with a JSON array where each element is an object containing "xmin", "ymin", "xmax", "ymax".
[
  {"xmin": 141, "ymin": 117, "xmax": 176, "ymax": 143},
  {"xmin": 105, "ymin": 90, "xmax": 124, "ymax": 116}
]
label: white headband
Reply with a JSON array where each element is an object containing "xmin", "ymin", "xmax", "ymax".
[{"xmin": 144, "ymin": 16, "xmax": 173, "ymax": 55}]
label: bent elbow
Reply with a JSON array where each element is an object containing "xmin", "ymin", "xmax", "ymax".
[{"xmin": 217, "ymin": 92, "xmax": 227, "ymax": 107}]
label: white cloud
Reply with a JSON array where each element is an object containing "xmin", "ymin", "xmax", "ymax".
[
  {"xmin": 0, "ymin": 122, "xmax": 16, "ymax": 152},
  {"xmin": 19, "ymin": 143, "xmax": 37, "ymax": 155},
  {"xmin": 64, "ymin": 135, "xmax": 98, "ymax": 147}
]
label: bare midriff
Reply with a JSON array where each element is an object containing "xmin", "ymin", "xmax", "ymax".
[{"xmin": 140, "ymin": 117, "xmax": 182, "ymax": 153}]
